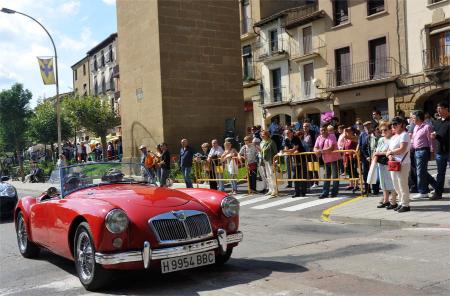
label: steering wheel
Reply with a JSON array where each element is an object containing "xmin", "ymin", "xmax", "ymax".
[{"xmin": 64, "ymin": 175, "xmax": 81, "ymax": 192}]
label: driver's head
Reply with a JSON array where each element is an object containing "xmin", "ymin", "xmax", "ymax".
[{"xmin": 64, "ymin": 175, "xmax": 80, "ymax": 192}]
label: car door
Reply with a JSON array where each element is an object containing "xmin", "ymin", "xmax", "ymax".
[
  {"xmin": 29, "ymin": 199, "xmax": 50, "ymax": 247},
  {"xmin": 45, "ymin": 198, "xmax": 72, "ymax": 255}
]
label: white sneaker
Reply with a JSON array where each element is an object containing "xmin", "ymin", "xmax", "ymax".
[
  {"xmin": 411, "ymin": 193, "xmax": 429, "ymax": 200},
  {"xmin": 430, "ymin": 190, "xmax": 435, "ymax": 195},
  {"xmin": 311, "ymin": 184, "xmax": 318, "ymax": 189}
]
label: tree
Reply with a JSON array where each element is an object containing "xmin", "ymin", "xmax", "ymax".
[
  {"xmin": 65, "ymin": 96, "xmax": 120, "ymax": 159},
  {"xmin": 28, "ymin": 100, "xmax": 72, "ymax": 159},
  {"xmin": 0, "ymin": 84, "xmax": 32, "ymax": 179}
]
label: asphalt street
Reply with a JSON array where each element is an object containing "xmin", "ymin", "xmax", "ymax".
[{"xmin": 1, "ymin": 183, "xmax": 449, "ymax": 296}]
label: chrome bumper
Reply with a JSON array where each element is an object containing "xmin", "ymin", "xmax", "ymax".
[{"xmin": 95, "ymin": 230, "xmax": 243, "ymax": 266}]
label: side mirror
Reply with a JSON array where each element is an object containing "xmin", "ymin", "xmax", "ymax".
[
  {"xmin": 47, "ymin": 187, "xmax": 59, "ymax": 197},
  {"xmin": 1, "ymin": 176, "xmax": 10, "ymax": 182}
]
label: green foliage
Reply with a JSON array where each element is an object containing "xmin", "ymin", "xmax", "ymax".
[
  {"xmin": 0, "ymin": 83, "xmax": 32, "ymax": 152},
  {"xmin": 28, "ymin": 100, "xmax": 72, "ymax": 146}
]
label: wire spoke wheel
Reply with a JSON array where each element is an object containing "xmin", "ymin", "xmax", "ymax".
[
  {"xmin": 76, "ymin": 232, "xmax": 95, "ymax": 282},
  {"xmin": 17, "ymin": 214, "xmax": 28, "ymax": 252}
]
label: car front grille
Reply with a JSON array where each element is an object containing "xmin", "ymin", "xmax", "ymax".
[{"xmin": 149, "ymin": 211, "xmax": 213, "ymax": 244}]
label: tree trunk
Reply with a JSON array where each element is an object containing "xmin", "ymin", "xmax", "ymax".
[
  {"xmin": 101, "ymin": 135, "xmax": 107, "ymax": 161},
  {"xmin": 16, "ymin": 148, "xmax": 24, "ymax": 182},
  {"xmin": 50, "ymin": 144, "xmax": 55, "ymax": 163}
]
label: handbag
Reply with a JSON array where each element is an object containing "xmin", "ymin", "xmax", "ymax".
[
  {"xmin": 376, "ymin": 155, "xmax": 388, "ymax": 165},
  {"xmin": 247, "ymin": 162, "xmax": 257, "ymax": 171},
  {"xmin": 387, "ymin": 152, "xmax": 408, "ymax": 172}
]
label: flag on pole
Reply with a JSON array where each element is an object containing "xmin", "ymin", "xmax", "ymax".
[{"xmin": 37, "ymin": 57, "xmax": 56, "ymax": 85}]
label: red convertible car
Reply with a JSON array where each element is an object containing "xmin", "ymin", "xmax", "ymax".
[{"xmin": 15, "ymin": 162, "xmax": 242, "ymax": 291}]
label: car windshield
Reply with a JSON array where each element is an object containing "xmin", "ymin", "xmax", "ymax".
[{"xmin": 52, "ymin": 162, "xmax": 152, "ymax": 197}]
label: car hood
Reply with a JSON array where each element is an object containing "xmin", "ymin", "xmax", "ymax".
[{"xmin": 70, "ymin": 184, "xmax": 193, "ymax": 209}]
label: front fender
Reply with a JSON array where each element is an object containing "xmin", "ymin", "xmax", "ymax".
[{"xmin": 14, "ymin": 196, "xmax": 38, "ymax": 239}]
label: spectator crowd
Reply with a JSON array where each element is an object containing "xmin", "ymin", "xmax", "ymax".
[{"xmin": 138, "ymin": 100, "xmax": 449, "ymax": 214}]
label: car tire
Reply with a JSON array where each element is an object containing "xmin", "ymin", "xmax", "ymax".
[
  {"xmin": 215, "ymin": 249, "xmax": 233, "ymax": 266},
  {"xmin": 74, "ymin": 222, "xmax": 110, "ymax": 291},
  {"xmin": 16, "ymin": 212, "xmax": 40, "ymax": 258}
]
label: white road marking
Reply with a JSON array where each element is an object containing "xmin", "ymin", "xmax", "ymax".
[
  {"xmin": 252, "ymin": 196, "xmax": 310, "ymax": 209},
  {"xmin": 240, "ymin": 195, "xmax": 272, "ymax": 206},
  {"xmin": 234, "ymin": 194, "xmax": 252, "ymax": 200},
  {"xmin": 280, "ymin": 198, "xmax": 343, "ymax": 212}
]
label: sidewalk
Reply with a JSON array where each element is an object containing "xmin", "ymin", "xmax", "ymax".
[{"xmin": 323, "ymin": 194, "xmax": 450, "ymax": 228}]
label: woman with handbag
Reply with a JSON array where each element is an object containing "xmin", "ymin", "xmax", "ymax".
[
  {"xmin": 386, "ymin": 117, "xmax": 411, "ymax": 213},
  {"xmin": 239, "ymin": 136, "xmax": 258, "ymax": 193},
  {"xmin": 221, "ymin": 141, "xmax": 239, "ymax": 194},
  {"xmin": 373, "ymin": 123, "xmax": 397, "ymax": 209}
]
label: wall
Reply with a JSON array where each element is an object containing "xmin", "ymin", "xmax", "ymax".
[
  {"xmin": 117, "ymin": 0, "xmax": 164, "ymax": 161},
  {"xmin": 72, "ymin": 58, "xmax": 90, "ymax": 96}
]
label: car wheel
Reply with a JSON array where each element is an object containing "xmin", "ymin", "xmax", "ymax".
[
  {"xmin": 215, "ymin": 249, "xmax": 233, "ymax": 266},
  {"xmin": 74, "ymin": 222, "xmax": 110, "ymax": 291},
  {"xmin": 16, "ymin": 212, "xmax": 40, "ymax": 258}
]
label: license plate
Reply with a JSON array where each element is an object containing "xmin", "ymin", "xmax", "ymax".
[{"xmin": 160, "ymin": 251, "xmax": 215, "ymax": 274}]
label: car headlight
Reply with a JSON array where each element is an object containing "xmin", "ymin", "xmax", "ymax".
[
  {"xmin": 105, "ymin": 209, "xmax": 129, "ymax": 234},
  {"xmin": 0, "ymin": 184, "xmax": 16, "ymax": 197},
  {"xmin": 221, "ymin": 196, "xmax": 240, "ymax": 217}
]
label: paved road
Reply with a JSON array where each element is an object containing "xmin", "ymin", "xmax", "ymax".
[{"xmin": 1, "ymin": 175, "xmax": 449, "ymax": 295}]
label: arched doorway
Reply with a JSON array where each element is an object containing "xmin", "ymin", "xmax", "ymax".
[{"xmin": 416, "ymin": 88, "xmax": 450, "ymax": 118}]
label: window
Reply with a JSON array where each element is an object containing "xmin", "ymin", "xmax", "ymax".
[
  {"xmin": 369, "ymin": 37, "xmax": 387, "ymax": 79},
  {"xmin": 101, "ymin": 50, "xmax": 105, "ymax": 67},
  {"xmin": 242, "ymin": 45, "xmax": 253, "ymax": 80},
  {"xmin": 428, "ymin": 29, "xmax": 450, "ymax": 68},
  {"xmin": 333, "ymin": 0, "xmax": 349, "ymax": 26},
  {"xmin": 241, "ymin": 0, "xmax": 251, "ymax": 34},
  {"xmin": 94, "ymin": 55, "xmax": 98, "ymax": 71},
  {"xmin": 428, "ymin": 0, "xmax": 446, "ymax": 4},
  {"xmin": 303, "ymin": 63, "xmax": 314, "ymax": 98},
  {"xmin": 271, "ymin": 68, "xmax": 282, "ymax": 102},
  {"xmin": 302, "ymin": 26, "xmax": 312, "ymax": 54},
  {"xmin": 74, "ymin": 69, "xmax": 77, "ymax": 81},
  {"xmin": 367, "ymin": 0, "xmax": 385, "ymax": 15},
  {"xmin": 101, "ymin": 76, "xmax": 106, "ymax": 94},
  {"xmin": 94, "ymin": 79, "xmax": 98, "ymax": 96},
  {"xmin": 269, "ymin": 29, "xmax": 279, "ymax": 53},
  {"xmin": 83, "ymin": 64, "xmax": 86, "ymax": 75},
  {"xmin": 109, "ymin": 45, "xmax": 113, "ymax": 62},
  {"xmin": 335, "ymin": 47, "xmax": 351, "ymax": 85}
]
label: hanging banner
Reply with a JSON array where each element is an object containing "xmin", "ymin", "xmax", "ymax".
[{"xmin": 37, "ymin": 57, "xmax": 56, "ymax": 85}]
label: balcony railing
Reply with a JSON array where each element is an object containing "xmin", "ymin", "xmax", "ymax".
[
  {"xmin": 326, "ymin": 57, "xmax": 403, "ymax": 89},
  {"xmin": 286, "ymin": 2, "xmax": 319, "ymax": 23},
  {"xmin": 302, "ymin": 80, "xmax": 314, "ymax": 99},
  {"xmin": 422, "ymin": 45, "xmax": 450, "ymax": 69},
  {"xmin": 255, "ymin": 37, "xmax": 289, "ymax": 61},
  {"xmin": 260, "ymin": 86, "xmax": 287, "ymax": 104},
  {"xmin": 241, "ymin": 18, "xmax": 253, "ymax": 35},
  {"xmin": 290, "ymin": 36, "xmax": 326, "ymax": 60}
]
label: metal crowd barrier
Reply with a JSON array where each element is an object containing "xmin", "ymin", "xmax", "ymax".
[
  {"xmin": 193, "ymin": 157, "xmax": 251, "ymax": 194},
  {"xmin": 272, "ymin": 150, "xmax": 364, "ymax": 196}
]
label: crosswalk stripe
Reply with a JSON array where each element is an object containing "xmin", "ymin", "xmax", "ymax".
[
  {"xmin": 239, "ymin": 195, "xmax": 272, "ymax": 206},
  {"xmin": 234, "ymin": 194, "xmax": 252, "ymax": 200},
  {"xmin": 279, "ymin": 197, "xmax": 343, "ymax": 212},
  {"xmin": 251, "ymin": 196, "xmax": 310, "ymax": 209}
]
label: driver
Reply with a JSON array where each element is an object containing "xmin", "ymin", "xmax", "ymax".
[
  {"xmin": 64, "ymin": 175, "xmax": 81, "ymax": 193},
  {"xmin": 101, "ymin": 168, "xmax": 124, "ymax": 183}
]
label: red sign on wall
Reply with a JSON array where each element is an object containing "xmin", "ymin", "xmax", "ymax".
[{"xmin": 244, "ymin": 101, "xmax": 253, "ymax": 112}]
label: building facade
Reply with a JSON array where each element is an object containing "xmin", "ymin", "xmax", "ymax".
[
  {"xmin": 71, "ymin": 56, "xmax": 90, "ymax": 96},
  {"xmin": 397, "ymin": 0, "xmax": 449, "ymax": 116},
  {"xmin": 117, "ymin": 0, "xmax": 245, "ymax": 161}
]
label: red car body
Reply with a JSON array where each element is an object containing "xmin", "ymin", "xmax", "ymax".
[{"xmin": 15, "ymin": 182, "xmax": 242, "ymax": 289}]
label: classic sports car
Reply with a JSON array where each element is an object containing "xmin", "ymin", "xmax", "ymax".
[
  {"xmin": 0, "ymin": 176, "xmax": 18, "ymax": 220},
  {"xmin": 15, "ymin": 162, "xmax": 242, "ymax": 291}
]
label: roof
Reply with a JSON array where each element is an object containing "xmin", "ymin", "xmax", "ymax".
[
  {"xmin": 86, "ymin": 33, "xmax": 118, "ymax": 55},
  {"xmin": 253, "ymin": 7, "xmax": 296, "ymax": 27},
  {"xmin": 254, "ymin": 3, "xmax": 323, "ymax": 28},
  {"xmin": 71, "ymin": 56, "xmax": 89, "ymax": 69}
]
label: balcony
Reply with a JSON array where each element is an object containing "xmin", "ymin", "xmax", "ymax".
[
  {"xmin": 254, "ymin": 38, "xmax": 289, "ymax": 63},
  {"xmin": 114, "ymin": 91, "xmax": 120, "ymax": 100},
  {"xmin": 422, "ymin": 45, "xmax": 450, "ymax": 82},
  {"xmin": 112, "ymin": 64, "xmax": 120, "ymax": 78},
  {"xmin": 326, "ymin": 57, "xmax": 403, "ymax": 90},
  {"xmin": 241, "ymin": 18, "xmax": 256, "ymax": 41},
  {"xmin": 302, "ymin": 80, "xmax": 315, "ymax": 100},
  {"xmin": 285, "ymin": 2, "xmax": 325, "ymax": 29},
  {"xmin": 260, "ymin": 86, "xmax": 288, "ymax": 105},
  {"xmin": 290, "ymin": 36, "xmax": 326, "ymax": 62}
]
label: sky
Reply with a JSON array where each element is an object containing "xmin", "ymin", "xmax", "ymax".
[{"xmin": 0, "ymin": 0, "xmax": 117, "ymax": 107}]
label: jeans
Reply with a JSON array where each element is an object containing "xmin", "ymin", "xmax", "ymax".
[
  {"xmin": 294, "ymin": 164, "xmax": 307, "ymax": 195},
  {"xmin": 160, "ymin": 168, "xmax": 170, "ymax": 187},
  {"xmin": 409, "ymin": 149, "xmax": 418, "ymax": 192},
  {"xmin": 285, "ymin": 156, "xmax": 292, "ymax": 187},
  {"xmin": 435, "ymin": 153, "xmax": 449, "ymax": 195},
  {"xmin": 415, "ymin": 149, "xmax": 436, "ymax": 194},
  {"xmin": 230, "ymin": 175, "xmax": 238, "ymax": 192},
  {"xmin": 322, "ymin": 161, "xmax": 339, "ymax": 196},
  {"xmin": 181, "ymin": 166, "xmax": 193, "ymax": 188}
]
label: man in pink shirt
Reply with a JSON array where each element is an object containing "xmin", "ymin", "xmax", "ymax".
[
  {"xmin": 411, "ymin": 110, "xmax": 436, "ymax": 199},
  {"xmin": 314, "ymin": 125, "xmax": 340, "ymax": 198}
]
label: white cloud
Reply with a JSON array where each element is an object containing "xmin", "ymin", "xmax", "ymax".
[
  {"xmin": 59, "ymin": 0, "xmax": 80, "ymax": 15},
  {"xmin": 59, "ymin": 26, "xmax": 97, "ymax": 52},
  {"xmin": 102, "ymin": 0, "xmax": 116, "ymax": 6}
]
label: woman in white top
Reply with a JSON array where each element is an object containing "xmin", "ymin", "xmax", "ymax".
[{"xmin": 386, "ymin": 117, "xmax": 411, "ymax": 213}]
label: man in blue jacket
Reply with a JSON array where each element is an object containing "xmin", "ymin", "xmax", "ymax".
[
  {"xmin": 358, "ymin": 121, "xmax": 373, "ymax": 195},
  {"xmin": 179, "ymin": 139, "xmax": 196, "ymax": 188}
]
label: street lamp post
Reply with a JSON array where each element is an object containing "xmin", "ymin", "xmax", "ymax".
[{"xmin": 1, "ymin": 7, "xmax": 62, "ymax": 155}]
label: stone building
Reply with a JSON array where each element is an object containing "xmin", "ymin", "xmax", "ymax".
[
  {"xmin": 71, "ymin": 56, "xmax": 90, "ymax": 96},
  {"xmin": 117, "ymin": 0, "xmax": 245, "ymax": 161}
]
